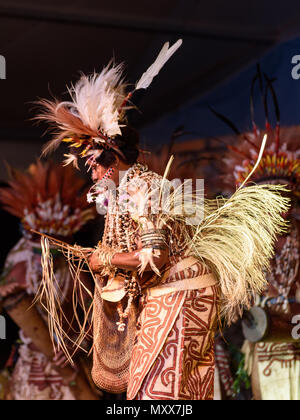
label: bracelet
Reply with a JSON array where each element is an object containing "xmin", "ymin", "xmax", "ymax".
[
  {"xmin": 140, "ymin": 229, "xmax": 167, "ymax": 250},
  {"xmin": 94, "ymin": 245, "xmax": 117, "ymax": 276}
]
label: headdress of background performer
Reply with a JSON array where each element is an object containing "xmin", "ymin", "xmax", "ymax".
[
  {"xmin": 0, "ymin": 160, "xmax": 96, "ymax": 240},
  {"xmin": 0, "ymin": 161, "xmax": 96, "ymax": 356},
  {"xmin": 210, "ymin": 64, "xmax": 300, "ymax": 209},
  {"xmin": 210, "ymin": 66, "xmax": 300, "ymax": 343},
  {"xmin": 0, "ymin": 162, "xmax": 100, "ymax": 399},
  {"xmin": 34, "ymin": 39, "xmax": 183, "ymax": 173}
]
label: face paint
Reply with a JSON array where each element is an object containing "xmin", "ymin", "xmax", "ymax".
[
  {"xmin": 101, "ymin": 166, "xmax": 115, "ymax": 181},
  {"xmin": 87, "ymin": 166, "xmax": 116, "ymax": 208},
  {"xmin": 91, "ymin": 164, "xmax": 115, "ymax": 183}
]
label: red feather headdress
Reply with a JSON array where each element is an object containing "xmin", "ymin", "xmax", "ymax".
[
  {"xmin": 0, "ymin": 161, "xmax": 96, "ymax": 237},
  {"xmin": 212, "ymin": 67, "xmax": 300, "ymax": 201},
  {"xmin": 223, "ymin": 128, "xmax": 300, "ymax": 195}
]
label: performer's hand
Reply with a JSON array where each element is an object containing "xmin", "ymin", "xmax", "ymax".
[
  {"xmin": 0, "ymin": 281, "xmax": 25, "ymax": 298},
  {"xmin": 52, "ymin": 350, "xmax": 79, "ymax": 385},
  {"xmin": 52, "ymin": 350, "xmax": 71, "ymax": 368},
  {"xmin": 0, "ymin": 262, "xmax": 27, "ymax": 298},
  {"xmin": 88, "ymin": 250, "xmax": 103, "ymax": 273}
]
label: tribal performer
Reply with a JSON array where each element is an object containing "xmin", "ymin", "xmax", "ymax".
[
  {"xmin": 0, "ymin": 161, "xmax": 98, "ymax": 400},
  {"xmin": 220, "ymin": 71, "xmax": 300, "ymax": 400},
  {"xmin": 35, "ymin": 40, "xmax": 289, "ymax": 400}
]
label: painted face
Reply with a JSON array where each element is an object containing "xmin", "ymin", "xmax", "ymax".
[
  {"xmin": 91, "ymin": 163, "xmax": 107, "ymax": 183},
  {"xmin": 91, "ymin": 163, "xmax": 118, "ymax": 184}
]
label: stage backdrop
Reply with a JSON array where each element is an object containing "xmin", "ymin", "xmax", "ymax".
[{"xmin": 141, "ymin": 37, "xmax": 300, "ymax": 149}]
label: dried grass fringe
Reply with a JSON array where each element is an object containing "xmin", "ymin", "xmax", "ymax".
[
  {"xmin": 33, "ymin": 233, "xmax": 96, "ymax": 364},
  {"xmin": 158, "ymin": 182, "xmax": 290, "ymax": 324}
]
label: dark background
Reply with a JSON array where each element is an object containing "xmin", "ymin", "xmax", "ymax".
[{"xmin": 1, "ymin": 1, "xmax": 300, "ymax": 180}]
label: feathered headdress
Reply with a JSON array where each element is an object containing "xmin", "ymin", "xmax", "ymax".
[
  {"xmin": 211, "ymin": 67, "xmax": 300, "ymax": 201},
  {"xmin": 223, "ymin": 127, "xmax": 300, "ymax": 196},
  {"xmin": 35, "ymin": 40, "xmax": 183, "ymax": 169},
  {"xmin": 0, "ymin": 161, "xmax": 95, "ymax": 238}
]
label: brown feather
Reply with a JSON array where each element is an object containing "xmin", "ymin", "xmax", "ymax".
[{"xmin": 34, "ymin": 99, "xmax": 99, "ymax": 156}]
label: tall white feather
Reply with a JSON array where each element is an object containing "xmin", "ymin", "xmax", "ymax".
[{"xmin": 135, "ymin": 39, "xmax": 183, "ymax": 91}]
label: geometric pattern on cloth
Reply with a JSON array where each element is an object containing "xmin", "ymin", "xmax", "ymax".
[
  {"xmin": 130, "ymin": 285, "xmax": 219, "ymax": 400},
  {"xmin": 10, "ymin": 340, "xmax": 75, "ymax": 400},
  {"xmin": 256, "ymin": 342, "xmax": 300, "ymax": 400},
  {"xmin": 2, "ymin": 242, "xmax": 74, "ymax": 400},
  {"xmin": 214, "ymin": 336, "xmax": 234, "ymax": 398},
  {"xmin": 257, "ymin": 342, "xmax": 300, "ymax": 376},
  {"xmin": 127, "ymin": 290, "xmax": 187, "ymax": 400}
]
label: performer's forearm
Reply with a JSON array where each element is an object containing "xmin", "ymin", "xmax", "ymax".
[
  {"xmin": 90, "ymin": 249, "xmax": 168, "ymax": 273},
  {"xmin": 112, "ymin": 250, "xmax": 168, "ymax": 271},
  {"xmin": 111, "ymin": 251, "xmax": 143, "ymax": 270}
]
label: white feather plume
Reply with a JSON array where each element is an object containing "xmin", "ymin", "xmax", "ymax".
[
  {"xmin": 60, "ymin": 63, "xmax": 128, "ymax": 138},
  {"xmin": 63, "ymin": 154, "xmax": 79, "ymax": 169},
  {"xmin": 135, "ymin": 39, "xmax": 183, "ymax": 91},
  {"xmin": 137, "ymin": 248, "xmax": 161, "ymax": 276}
]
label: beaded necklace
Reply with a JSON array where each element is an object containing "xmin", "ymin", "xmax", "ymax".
[
  {"xmin": 103, "ymin": 163, "xmax": 148, "ymax": 251},
  {"xmin": 102, "ymin": 163, "xmax": 148, "ymax": 331}
]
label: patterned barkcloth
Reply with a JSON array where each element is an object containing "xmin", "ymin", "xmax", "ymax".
[
  {"xmin": 128, "ymin": 285, "xmax": 220, "ymax": 400},
  {"xmin": 256, "ymin": 342, "xmax": 300, "ymax": 400},
  {"xmin": 9, "ymin": 335, "xmax": 75, "ymax": 400}
]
